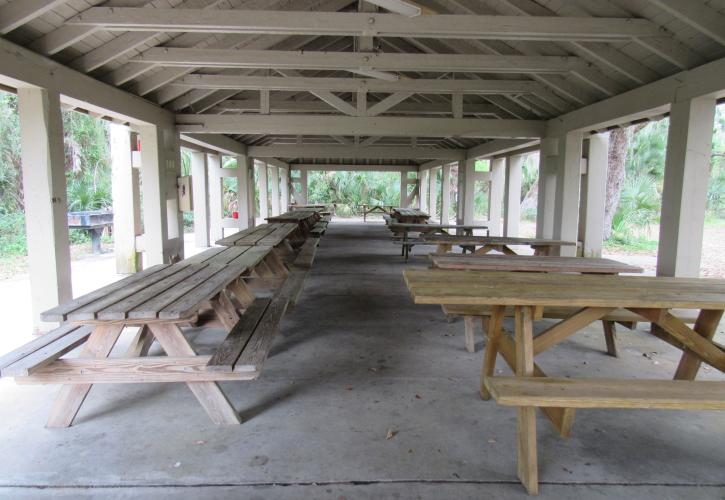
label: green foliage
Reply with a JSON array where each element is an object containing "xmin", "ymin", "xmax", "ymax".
[
  {"xmin": 0, "ymin": 93, "xmax": 22, "ymax": 214},
  {"xmin": 610, "ymin": 174, "xmax": 660, "ymax": 244},
  {"xmin": 0, "ymin": 212, "xmax": 26, "ymax": 254},
  {"xmin": 307, "ymin": 171, "xmax": 401, "ymax": 215}
]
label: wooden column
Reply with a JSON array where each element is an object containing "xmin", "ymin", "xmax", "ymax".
[
  {"xmin": 17, "ymin": 87, "xmax": 72, "ymax": 330},
  {"xmin": 399, "ymin": 171, "xmax": 407, "ymax": 208},
  {"xmin": 419, "ymin": 169, "xmax": 428, "ymax": 212},
  {"xmin": 138, "ymin": 124, "xmax": 171, "ymax": 265},
  {"xmin": 244, "ymin": 156, "xmax": 256, "ymax": 228},
  {"xmin": 580, "ymin": 133, "xmax": 608, "ymax": 258},
  {"xmin": 489, "ymin": 158, "xmax": 505, "ymax": 236},
  {"xmin": 110, "ymin": 123, "xmax": 140, "ymax": 274},
  {"xmin": 257, "ymin": 160, "xmax": 269, "ymax": 220},
  {"xmin": 190, "ymin": 151, "xmax": 209, "ymax": 247},
  {"xmin": 280, "ymin": 167, "xmax": 289, "ymax": 211},
  {"xmin": 657, "ymin": 96, "xmax": 717, "ymax": 277},
  {"xmin": 428, "ymin": 167, "xmax": 437, "ymax": 221},
  {"xmin": 463, "ymin": 158, "xmax": 476, "ymax": 225},
  {"xmin": 441, "ymin": 163, "xmax": 451, "ymax": 224},
  {"xmin": 298, "ymin": 168, "xmax": 308, "ymax": 205},
  {"xmin": 504, "ymin": 154, "xmax": 523, "ymax": 237},
  {"xmin": 269, "ymin": 165, "xmax": 280, "ymax": 216},
  {"xmin": 553, "ymin": 132, "xmax": 584, "ymax": 256},
  {"xmin": 234, "ymin": 155, "xmax": 251, "ymax": 230},
  {"xmin": 207, "ymin": 153, "xmax": 224, "ymax": 243},
  {"xmin": 536, "ymin": 138, "xmax": 559, "ymax": 239}
]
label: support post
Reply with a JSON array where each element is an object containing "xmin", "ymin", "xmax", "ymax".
[
  {"xmin": 280, "ymin": 167, "xmax": 289, "ymax": 211},
  {"xmin": 298, "ymin": 169, "xmax": 308, "ymax": 205},
  {"xmin": 207, "ymin": 153, "xmax": 224, "ymax": 243},
  {"xmin": 138, "ymin": 124, "xmax": 171, "ymax": 265},
  {"xmin": 504, "ymin": 155, "xmax": 523, "ymax": 237},
  {"xmin": 245, "ymin": 156, "xmax": 256, "ymax": 228},
  {"xmin": 191, "ymin": 151, "xmax": 209, "ymax": 247},
  {"xmin": 428, "ymin": 167, "xmax": 437, "ymax": 221},
  {"xmin": 419, "ymin": 169, "xmax": 428, "ymax": 212},
  {"xmin": 17, "ymin": 87, "xmax": 72, "ymax": 330},
  {"xmin": 552, "ymin": 132, "xmax": 584, "ymax": 256},
  {"xmin": 463, "ymin": 158, "xmax": 476, "ymax": 225},
  {"xmin": 441, "ymin": 163, "xmax": 451, "ymax": 223},
  {"xmin": 235, "ymin": 155, "xmax": 251, "ymax": 230},
  {"xmin": 489, "ymin": 158, "xmax": 505, "ymax": 236},
  {"xmin": 580, "ymin": 133, "xmax": 609, "ymax": 257},
  {"xmin": 269, "ymin": 165, "xmax": 280, "ymax": 216},
  {"xmin": 657, "ymin": 96, "xmax": 717, "ymax": 277},
  {"xmin": 110, "ymin": 124, "xmax": 140, "ymax": 273},
  {"xmin": 399, "ymin": 171, "xmax": 407, "ymax": 208},
  {"xmin": 257, "ymin": 160, "xmax": 269, "ymax": 220}
]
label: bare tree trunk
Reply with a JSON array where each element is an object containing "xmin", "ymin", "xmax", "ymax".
[{"xmin": 603, "ymin": 128, "xmax": 628, "ymax": 240}]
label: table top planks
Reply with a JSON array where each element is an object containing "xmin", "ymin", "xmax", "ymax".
[
  {"xmin": 215, "ymin": 223, "xmax": 297, "ymax": 247},
  {"xmin": 403, "ymin": 268, "xmax": 725, "ymax": 310},
  {"xmin": 429, "ymin": 254, "xmax": 643, "ymax": 274},
  {"xmin": 42, "ymin": 246, "xmax": 273, "ymax": 323},
  {"xmin": 392, "ymin": 208, "xmax": 429, "ymax": 218},
  {"xmin": 266, "ymin": 210, "xmax": 318, "ymax": 223},
  {"xmin": 422, "ymin": 234, "xmax": 576, "ymax": 247}
]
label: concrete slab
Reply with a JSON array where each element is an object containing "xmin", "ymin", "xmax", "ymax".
[{"xmin": 0, "ymin": 221, "xmax": 723, "ymax": 499}]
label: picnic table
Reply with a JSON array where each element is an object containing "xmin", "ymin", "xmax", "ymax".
[
  {"xmin": 390, "ymin": 223, "xmax": 489, "ymax": 260},
  {"xmin": 0, "ymin": 244, "xmax": 294, "ymax": 427},
  {"xmin": 360, "ymin": 204, "xmax": 395, "ymax": 221},
  {"xmin": 403, "ymin": 268, "xmax": 725, "ymax": 494},
  {"xmin": 267, "ymin": 210, "xmax": 319, "ymax": 238},
  {"xmin": 422, "ymin": 234, "xmax": 576, "ymax": 256},
  {"xmin": 429, "ymin": 254, "xmax": 644, "ymax": 352},
  {"xmin": 216, "ymin": 223, "xmax": 300, "ymax": 255},
  {"xmin": 391, "ymin": 207, "xmax": 430, "ymax": 224}
]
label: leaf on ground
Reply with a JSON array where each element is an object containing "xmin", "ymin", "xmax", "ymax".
[{"xmin": 386, "ymin": 429, "xmax": 397, "ymax": 440}]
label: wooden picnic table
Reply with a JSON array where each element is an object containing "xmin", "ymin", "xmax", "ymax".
[
  {"xmin": 389, "ymin": 223, "xmax": 489, "ymax": 260},
  {"xmin": 216, "ymin": 223, "xmax": 299, "ymax": 253},
  {"xmin": 391, "ymin": 207, "xmax": 430, "ymax": 224},
  {"xmin": 430, "ymin": 254, "xmax": 642, "ymax": 274},
  {"xmin": 9, "ymin": 244, "xmax": 292, "ymax": 427},
  {"xmin": 360, "ymin": 204, "xmax": 395, "ymax": 221},
  {"xmin": 267, "ymin": 210, "xmax": 319, "ymax": 237},
  {"xmin": 422, "ymin": 234, "xmax": 576, "ymax": 256},
  {"xmin": 403, "ymin": 268, "xmax": 725, "ymax": 494}
]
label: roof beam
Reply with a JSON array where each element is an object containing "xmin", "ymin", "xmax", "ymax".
[
  {"xmin": 180, "ymin": 133, "xmax": 247, "ymax": 156},
  {"xmin": 69, "ymin": 9, "xmax": 660, "ymax": 41},
  {"xmin": 296, "ymin": 164, "xmax": 420, "ymax": 172},
  {"xmin": 646, "ymin": 0, "xmax": 725, "ymax": 47},
  {"xmin": 466, "ymin": 139, "xmax": 540, "ymax": 159},
  {"xmin": 248, "ymin": 145, "xmax": 465, "ymax": 160},
  {"xmin": 363, "ymin": 0, "xmax": 421, "ymax": 17},
  {"xmin": 176, "ymin": 114, "xmax": 547, "ymax": 139},
  {"xmin": 135, "ymin": 48, "xmax": 583, "ymax": 74},
  {"xmin": 172, "ymin": 75, "xmax": 544, "ymax": 94},
  {"xmin": 0, "ymin": 0, "xmax": 70, "ymax": 34}
]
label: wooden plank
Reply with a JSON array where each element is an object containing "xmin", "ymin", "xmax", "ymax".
[
  {"xmin": 207, "ymin": 299, "xmax": 271, "ymax": 372},
  {"xmin": 0, "ymin": 324, "xmax": 85, "ymax": 373},
  {"xmin": 41, "ymin": 264, "xmax": 169, "ymax": 321},
  {"xmin": 278, "ymin": 270, "xmax": 309, "ymax": 307},
  {"xmin": 158, "ymin": 266, "xmax": 243, "ymax": 320},
  {"xmin": 292, "ymin": 238, "xmax": 319, "ymax": 270},
  {"xmin": 210, "ymin": 290, "xmax": 241, "ymax": 332},
  {"xmin": 675, "ymin": 309, "xmax": 724, "ymax": 380},
  {"xmin": 235, "ymin": 294, "xmax": 289, "ymax": 372},
  {"xmin": 532, "ymin": 307, "xmax": 616, "ymax": 355},
  {"xmin": 2, "ymin": 326, "xmax": 94, "ymax": 377},
  {"xmin": 17, "ymin": 357, "xmax": 258, "ymax": 384},
  {"xmin": 423, "ymin": 234, "xmax": 576, "ymax": 247},
  {"xmin": 430, "ymin": 254, "xmax": 642, "ymax": 274},
  {"xmin": 485, "ymin": 377, "xmax": 725, "ymax": 410},
  {"xmin": 514, "ymin": 306, "xmax": 538, "ymax": 496}
]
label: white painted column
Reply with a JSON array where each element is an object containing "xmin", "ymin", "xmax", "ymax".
[
  {"xmin": 280, "ymin": 168, "xmax": 289, "ymax": 211},
  {"xmin": 191, "ymin": 151, "xmax": 209, "ymax": 247},
  {"xmin": 552, "ymin": 132, "xmax": 584, "ymax": 256},
  {"xmin": 257, "ymin": 160, "xmax": 269, "ymax": 220},
  {"xmin": 489, "ymin": 158, "xmax": 505, "ymax": 236},
  {"xmin": 536, "ymin": 138, "xmax": 560, "ymax": 240},
  {"xmin": 235, "ymin": 155, "xmax": 251, "ymax": 230},
  {"xmin": 207, "ymin": 153, "xmax": 223, "ymax": 243},
  {"xmin": 110, "ymin": 123, "xmax": 140, "ymax": 274},
  {"xmin": 245, "ymin": 156, "xmax": 256, "ymax": 228},
  {"xmin": 441, "ymin": 163, "xmax": 451, "ymax": 223},
  {"xmin": 269, "ymin": 165, "xmax": 280, "ymax": 216},
  {"xmin": 419, "ymin": 170, "xmax": 428, "ymax": 212},
  {"xmin": 298, "ymin": 169, "xmax": 308, "ymax": 205},
  {"xmin": 463, "ymin": 158, "xmax": 476, "ymax": 225},
  {"xmin": 581, "ymin": 133, "xmax": 609, "ymax": 258},
  {"xmin": 138, "ymin": 124, "xmax": 170, "ymax": 265},
  {"xmin": 657, "ymin": 96, "xmax": 717, "ymax": 277},
  {"xmin": 399, "ymin": 172, "xmax": 407, "ymax": 208},
  {"xmin": 455, "ymin": 161, "xmax": 464, "ymax": 225},
  {"xmin": 428, "ymin": 167, "xmax": 437, "ymax": 221},
  {"xmin": 504, "ymin": 154, "xmax": 523, "ymax": 237},
  {"xmin": 17, "ymin": 87, "xmax": 72, "ymax": 329}
]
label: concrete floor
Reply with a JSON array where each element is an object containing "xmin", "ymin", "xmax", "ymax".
[{"xmin": 0, "ymin": 221, "xmax": 723, "ymax": 499}]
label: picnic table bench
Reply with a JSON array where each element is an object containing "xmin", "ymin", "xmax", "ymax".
[
  {"xmin": 423, "ymin": 234, "xmax": 577, "ymax": 256},
  {"xmin": 404, "ymin": 268, "xmax": 725, "ymax": 495},
  {"xmin": 390, "ymin": 223, "xmax": 489, "ymax": 260},
  {"xmin": 429, "ymin": 254, "xmax": 644, "ymax": 353},
  {"xmin": 0, "ymin": 244, "xmax": 300, "ymax": 427}
]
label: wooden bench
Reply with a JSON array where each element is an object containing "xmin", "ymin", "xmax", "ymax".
[
  {"xmin": 442, "ymin": 304, "xmax": 699, "ymax": 354},
  {"xmin": 0, "ymin": 324, "xmax": 95, "ymax": 377},
  {"xmin": 310, "ymin": 222, "xmax": 327, "ymax": 237},
  {"xmin": 292, "ymin": 238, "xmax": 320, "ymax": 270},
  {"xmin": 484, "ymin": 376, "xmax": 725, "ymax": 410}
]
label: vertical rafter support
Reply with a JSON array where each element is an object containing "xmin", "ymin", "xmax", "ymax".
[
  {"xmin": 657, "ymin": 95, "xmax": 717, "ymax": 277},
  {"xmin": 17, "ymin": 87, "xmax": 73, "ymax": 330}
]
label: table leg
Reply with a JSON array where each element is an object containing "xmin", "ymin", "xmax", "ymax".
[
  {"xmin": 514, "ymin": 305, "xmax": 538, "ymax": 495},
  {"xmin": 674, "ymin": 309, "xmax": 723, "ymax": 380},
  {"xmin": 125, "ymin": 325, "xmax": 154, "ymax": 357},
  {"xmin": 148, "ymin": 323, "xmax": 240, "ymax": 425},
  {"xmin": 46, "ymin": 323, "xmax": 125, "ymax": 428},
  {"xmin": 474, "ymin": 245, "xmax": 493, "ymax": 255},
  {"xmin": 601, "ymin": 320, "xmax": 619, "ymax": 357},
  {"xmin": 480, "ymin": 306, "xmax": 504, "ymax": 399}
]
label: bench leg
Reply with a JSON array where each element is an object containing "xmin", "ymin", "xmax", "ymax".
[
  {"xmin": 464, "ymin": 316, "xmax": 476, "ymax": 353},
  {"xmin": 480, "ymin": 308, "xmax": 504, "ymax": 400},
  {"xmin": 149, "ymin": 323, "xmax": 241, "ymax": 425},
  {"xmin": 601, "ymin": 320, "xmax": 619, "ymax": 358},
  {"xmin": 46, "ymin": 324, "xmax": 125, "ymax": 428},
  {"xmin": 514, "ymin": 306, "xmax": 539, "ymax": 495}
]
